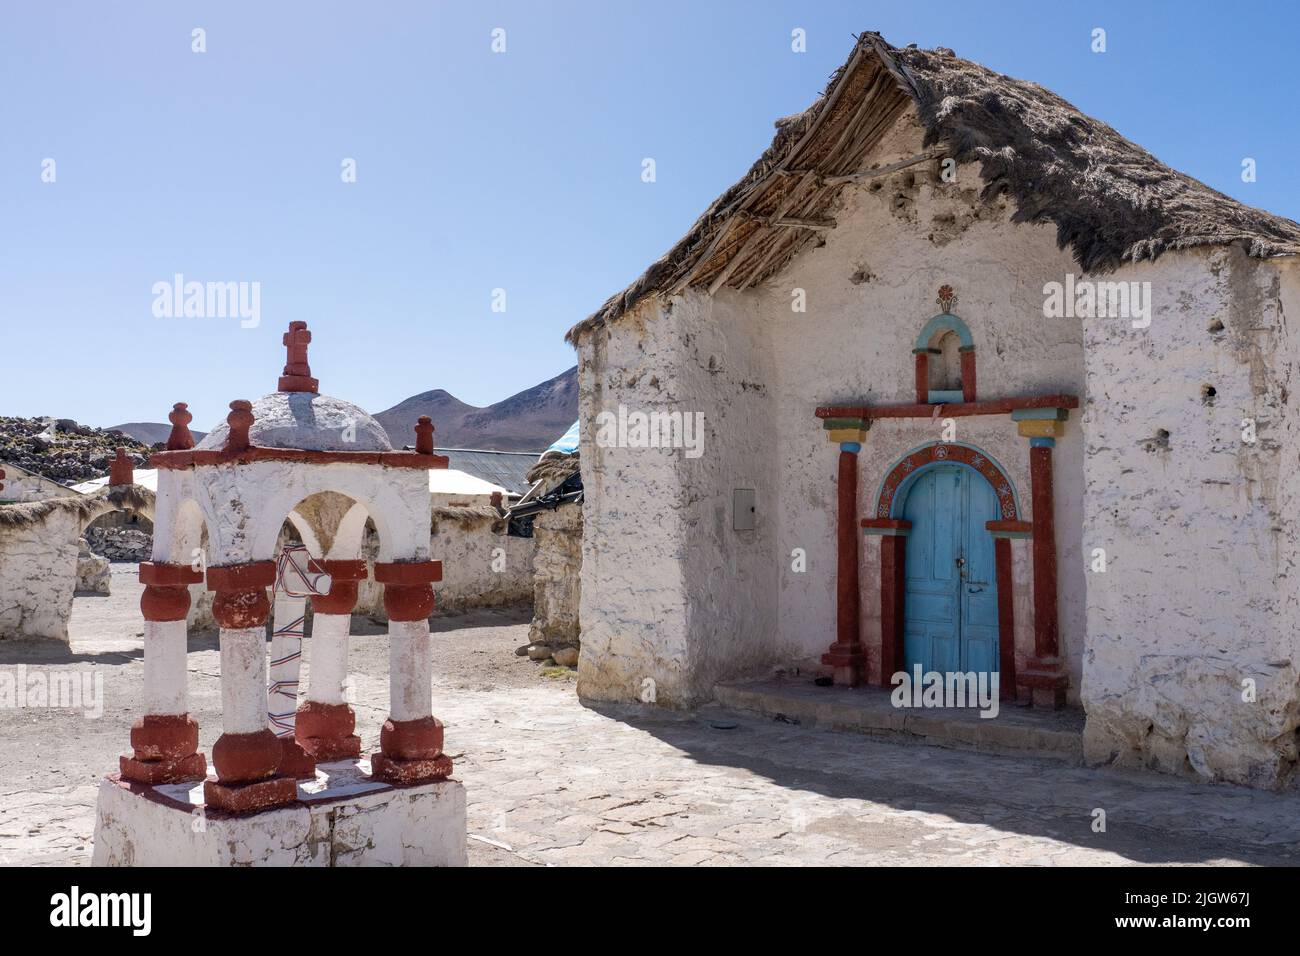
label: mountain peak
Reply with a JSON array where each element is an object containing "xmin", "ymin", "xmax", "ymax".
[
  {"xmin": 104, "ymin": 368, "xmax": 577, "ymax": 456},
  {"xmin": 374, "ymin": 367, "xmax": 576, "ymax": 453}
]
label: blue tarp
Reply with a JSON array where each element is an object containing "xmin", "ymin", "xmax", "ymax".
[{"xmin": 546, "ymin": 420, "xmax": 579, "ymax": 455}]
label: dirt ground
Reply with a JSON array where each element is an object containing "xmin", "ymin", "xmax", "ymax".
[{"xmin": 5, "ymin": 563, "xmax": 1300, "ymax": 867}]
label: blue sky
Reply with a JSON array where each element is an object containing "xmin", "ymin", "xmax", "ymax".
[{"xmin": 2, "ymin": 1, "xmax": 1297, "ymax": 429}]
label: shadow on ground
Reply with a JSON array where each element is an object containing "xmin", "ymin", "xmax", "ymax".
[{"xmin": 583, "ymin": 699, "xmax": 1300, "ymax": 866}]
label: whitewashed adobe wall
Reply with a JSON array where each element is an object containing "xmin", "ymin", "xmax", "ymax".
[
  {"xmin": 1080, "ymin": 249, "xmax": 1300, "ymax": 787},
  {"xmin": 0, "ymin": 509, "xmax": 84, "ymax": 640},
  {"xmin": 0, "ymin": 464, "xmax": 74, "ymax": 503},
  {"xmin": 355, "ymin": 519, "xmax": 534, "ymax": 617},
  {"xmin": 0, "ymin": 492, "xmax": 152, "ymax": 642},
  {"xmin": 576, "ymin": 285, "xmax": 777, "ymax": 707}
]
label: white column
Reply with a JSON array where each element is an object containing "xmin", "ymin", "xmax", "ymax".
[
  {"xmin": 143, "ymin": 619, "xmax": 188, "ymax": 716},
  {"xmin": 388, "ymin": 619, "xmax": 433, "ymax": 723},
  {"xmin": 309, "ymin": 613, "xmax": 351, "ymax": 705},
  {"xmin": 221, "ymin": 627, "xmax": 269, "ymax": 735}
]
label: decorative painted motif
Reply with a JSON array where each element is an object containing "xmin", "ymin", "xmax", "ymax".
[
  {"xmin": 937, "ymin": 284, "xmax": 958, "ymax": 314},
  {"xmin": 877, "ymin": 443, "xmax": 1018, "ymax": 520}
]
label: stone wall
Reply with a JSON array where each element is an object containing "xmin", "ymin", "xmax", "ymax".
[
  {"xmin": 528, "ymin": 504, "xmax": 582, "ymax": 652},
  {"xmin": 86, "ymin": 526, "xmax": 152, "ymax": 562},
  {"xmin": 1079, "ymin": 249, "xmax": 1300, "ymax": 787},
  {"xmin": 355, "ymin": 518, "xmax": 534, "ymax": 618},
  {"xmin": 0, "ymin": 508, "xmax": 85, "ymax": 640},
  {"xmin": 0, "ymin": 489, "xmax": 152, "ymax": 641}
]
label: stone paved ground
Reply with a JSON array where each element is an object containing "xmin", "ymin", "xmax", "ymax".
[{"xmin": 4, "ymin": 564, "xmax": 1300, "ymax": 866}]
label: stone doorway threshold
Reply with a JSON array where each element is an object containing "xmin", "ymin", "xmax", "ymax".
[{"xmin": 715, "ymin": 677, "xmax": 1084, "ymax": 762}]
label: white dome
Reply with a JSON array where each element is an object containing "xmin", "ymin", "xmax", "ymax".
[{"xmin": 196, "ymin": 392, "xmax": 392, "ymax": 453}]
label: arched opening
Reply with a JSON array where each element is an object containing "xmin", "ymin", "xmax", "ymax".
[
  {"xmin": 70, "ymin": 488, "xmax": 157, "ymax": 600},
  {"xmin": 913, "ymin": 313, "xmax": 976, "ymax": 404},
  {"xmin": 263, "ymin": 491, "xmax": 380, "ymax": 772},
  {"xmin": 264, "ymin": 492, "xmax": 387, "ymax": 621},
  {"xmin": 83, "ymin": 509, "xmax": 154, "ymax": 565},
  {"xmin": 928, "ymin": 330, "xmax": 963, "ymax": 396},
  {"xmin": 872, "ymin": 442, "xmax": 1020, "ymax": 699}
]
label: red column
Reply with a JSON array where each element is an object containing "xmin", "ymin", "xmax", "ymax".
[
  {"xmin": 1018, "ymin": 439, "xmax": 1067, "ymax": 708},
  {"xmin": 204, "ymin": 561, "xmax": 298, "ymax": 814},
  {"xmin": 1030, "ymin": 444, "xmax": 1057, "ymax": 659},
  {"xmin": 960, "ymin": 347, "xmax": 977, "ymax": 403},
  {"xmin": 120, "ymin": 562, "xmax": 207, "ymax": 785},
  {"xmin": 993, "ymin": 537, "xmax": 1016, "ymax": 700},
  {"xmin": 108, "ymin": 447, "xmax": 134, "ymax": 487},
  {"xmin": 877, "ymin": 531, "xmax": 908, "ymax": 686},
  {"xmin": 821, "ymin": 441, "xmax": 867, "ymax": 685},
  {"xmin": 371, "ymin": 560, "xmax": 453, "ymax": 785},
  {"xmin": 913, "ymin": 352, "xmax": 929, "ymax": 404}
]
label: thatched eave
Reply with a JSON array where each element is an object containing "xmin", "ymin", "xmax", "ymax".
[{"xmin": 0, "ymin": 484, "xmax": 155, "ymax": 530}]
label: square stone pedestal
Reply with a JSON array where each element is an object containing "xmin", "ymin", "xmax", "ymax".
[{"xmin": 91, "ymin": 758, "xmax": 466, "ymax": 866}]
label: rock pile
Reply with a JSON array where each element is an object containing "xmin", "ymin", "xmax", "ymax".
[
  {"xmin": 85, "ymin": 526, "xmax": 152, "ymax": 562},
  {"xmin": 0, "ymin": 416, "xmax": 152, "ymax": 484}
]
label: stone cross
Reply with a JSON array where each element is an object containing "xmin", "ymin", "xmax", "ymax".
[{"xmin": 278, "ymin": 321, "xmax": 319, "ymax": 393}]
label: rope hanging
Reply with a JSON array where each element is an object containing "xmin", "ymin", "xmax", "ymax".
[{"xmin": 267, "ymin": 546, "xmax": 333, "ymax": 738}]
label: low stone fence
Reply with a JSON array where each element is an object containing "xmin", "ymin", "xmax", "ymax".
[{"xmin": 356, "ymin": 505, "xmax": 535, "ymax": 618}]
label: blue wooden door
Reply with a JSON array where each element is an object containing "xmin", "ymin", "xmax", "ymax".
[{"xmin": 901, "ymin": 464, "xmax": 999, "ymax": 677}]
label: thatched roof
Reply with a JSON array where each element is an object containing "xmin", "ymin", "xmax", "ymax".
[
  {"xmin": 0, "ymin": 484, "xmax": 154, "ymax": 529},
  {"xmin": 525, "ymin": 451, "xmax": 580, "ymax": 488},
  {"xmin": 431, "ymin": 503, "xmax": 502, "ymax": 532},
  {"xmin": 568, "ymin": 32, "xmax": 1300, "ymax": 343}
]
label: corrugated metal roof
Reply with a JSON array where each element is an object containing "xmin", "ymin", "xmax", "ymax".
[
  {"xmin": 66, "ymin": 452, "xmax": 535, "ymax": 499},
  {"xmin": 72, "ymin": 468, "xmax": 159, "ymax": 493},
  {"xmin": 434, "ymin": 448, "xmax": 538, "ymax": 496},
  {"xmin": 428, "ymin": 468, "xmax": 509, "ymax": 498}
]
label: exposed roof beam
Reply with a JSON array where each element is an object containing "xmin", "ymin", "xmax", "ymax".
[{"xmin": 822, "ymin": 150, "xmax": 942, "ymax": 185}]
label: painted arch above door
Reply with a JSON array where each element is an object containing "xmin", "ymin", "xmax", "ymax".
[{"xmin": 875, "ymin": 442, "xmax": 1021, "ymax": 522}]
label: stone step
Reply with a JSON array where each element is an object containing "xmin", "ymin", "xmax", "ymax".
[{"xmin": 715, "ymin": 677, "xmax": 1084, "ymax": 762}]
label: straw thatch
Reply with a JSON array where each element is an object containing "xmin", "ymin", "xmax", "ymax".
[
  {"xmin": 431, "ymin": 503, "xmax": 502, "ymax": 533},
  {"xmin": 0, "ymin": 484, "xmax": 155, "ymax": 530},
  {"xmin": 568, "ymin": 32, "xmax": 1300, "ymax": 343},
  {"xmin": 525, "ymin": 452, "xmax": 580, "ymax": 488}
]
